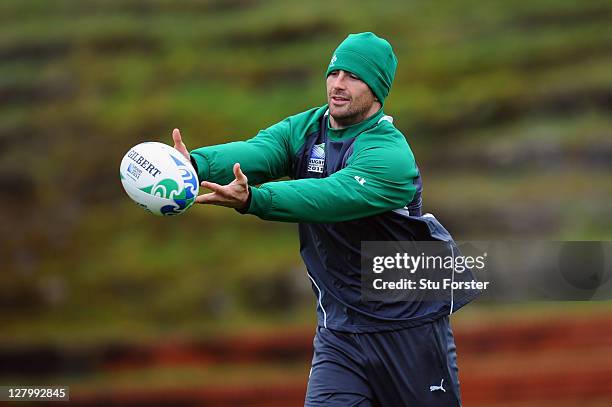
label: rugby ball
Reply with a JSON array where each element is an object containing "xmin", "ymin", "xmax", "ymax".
[{"xmin": 119, "ymin": 142, "xmax": 199, "ymax": 216}]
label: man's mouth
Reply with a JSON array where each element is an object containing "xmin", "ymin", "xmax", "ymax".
[{"xmin": 331, "ymin": 95, "xmax": 350, "ymax": 105}]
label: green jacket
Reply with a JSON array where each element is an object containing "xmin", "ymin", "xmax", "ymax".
[{"xmin": 190, "ymin": 105, "xmax": 419, "ymax": 223}]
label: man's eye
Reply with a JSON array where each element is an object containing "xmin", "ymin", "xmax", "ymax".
[{"xmin": 349, "ymin": 74, "xmax": 359, "ymax": 80}]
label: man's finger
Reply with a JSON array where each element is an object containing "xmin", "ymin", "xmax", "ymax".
[
  {"xmin": 172, "ymin": 128, "xmax": 190, "ymax": 160},
  {"xmin": 201, "ymin": 180, "xmax": 223, "ymax": 192},
  {"xmin": 195, "ymin": 192, "xmax": 228, "ymax": 205},
  {"xmin": 172, "ymin": 128, "xmax": 183, "ymax": 146},
  {"xmin": 195, "ymin": 192, "xmax": 214, "ymax": 204},
  {"xmin": 233, "ymin": 163, "xmax": 247, "ymax": 183}
]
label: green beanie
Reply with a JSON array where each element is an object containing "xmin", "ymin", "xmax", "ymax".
[{"xmin": 326, "ymin": 32, "xmax": 398, "ymax": 104}]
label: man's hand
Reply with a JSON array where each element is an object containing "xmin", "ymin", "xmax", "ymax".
[
  {"xmin": 196, "ymin": 163, "xmax": 250, "ymax": 210},
  {"xmin": 172, "ymin": 128, "xmax": 190, "ymax": 162}
]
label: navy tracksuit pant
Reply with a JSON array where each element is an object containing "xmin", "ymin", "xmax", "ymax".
[{"xmin": 305, "ymin": 316, "xmax": 461, "ymax": 406}]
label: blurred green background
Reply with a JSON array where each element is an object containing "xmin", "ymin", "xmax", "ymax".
[{"xmin": 1, "ymin": 0, "xmax": 611, "ymax": 405}]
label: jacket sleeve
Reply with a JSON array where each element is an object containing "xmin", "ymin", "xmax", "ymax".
[
  {"xmin": 190, "ymin": 117, "xmax": 292, "ymax": 186},
  {"xmin": 245, "ymin": 134, "xmax": 419, "ymax": 223}
]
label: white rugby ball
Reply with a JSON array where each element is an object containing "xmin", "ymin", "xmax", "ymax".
[{"xmin": 119, "ymin": 142, "xmax": 199, "ymax": 216}]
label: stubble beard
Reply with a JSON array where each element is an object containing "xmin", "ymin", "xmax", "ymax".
[{"xmin": 328, "ymin": 96, "xmax": 373, "ymax": 127}]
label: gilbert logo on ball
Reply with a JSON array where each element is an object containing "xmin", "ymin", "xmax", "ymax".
[{"xmin": 119, "ymin": 142, "xmax": 199, "ymax": 216}]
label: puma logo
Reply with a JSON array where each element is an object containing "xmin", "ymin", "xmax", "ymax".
[{"xmin": 430, "ymin": 378, "xmax": 446, "ymax": 393}]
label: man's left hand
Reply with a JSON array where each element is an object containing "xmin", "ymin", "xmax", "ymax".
[{"xmin": 196, "ymin": 163, "xmax": 249, "ymax": 210}]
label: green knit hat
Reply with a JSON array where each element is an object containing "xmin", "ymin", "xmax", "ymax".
[{"xmin": 326, "ymin": 32, "xmax": 398, "ymax": 104}]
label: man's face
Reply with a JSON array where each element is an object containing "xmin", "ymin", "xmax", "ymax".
[{"xmin": 326, "ymin": 70, "xmax": 379, "ymax": 127}]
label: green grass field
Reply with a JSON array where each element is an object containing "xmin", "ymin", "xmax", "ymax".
[{"xmin": 1, "ymin": 0, "xmax": 611, "ymax": 344}]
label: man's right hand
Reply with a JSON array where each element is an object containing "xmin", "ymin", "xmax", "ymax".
[{"xmin": 172, "ymin": 128, "xmax": 190, "ymax": 162}]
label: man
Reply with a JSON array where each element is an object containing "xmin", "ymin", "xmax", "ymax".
[{"xmin": 173, "ymin": 32, "xmax": 478, "ymax": 406}]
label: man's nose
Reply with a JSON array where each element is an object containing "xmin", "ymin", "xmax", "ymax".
[{"xmin": 331, "ymin": 72, "xmax": 347, "ymax": 89}]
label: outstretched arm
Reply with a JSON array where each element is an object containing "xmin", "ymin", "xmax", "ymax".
[
  {"xmin": 184, "ymin": 117, "xmax": 293, "ymax": 186},
  {"xmin": 172, "ymin": 107, "xmax": 325, "ymax": 187},
  {"xmin": 244, "ymin": 143, "xmax": 418, "ymax": 223},
  {"xmin": 190, "ymin": 136, "xmax": 419, "ymax": 223}
]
